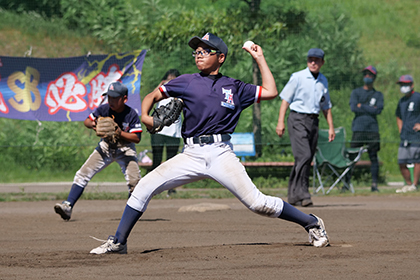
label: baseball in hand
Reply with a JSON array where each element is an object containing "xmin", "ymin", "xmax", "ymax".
[{"xmin": 243, "ymin": 40, "xmax": 255, "ymax": 49}]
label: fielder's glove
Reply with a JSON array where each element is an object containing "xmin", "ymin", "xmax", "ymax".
[
  {"xmin": 148, "ymin": 98, "xmax": 183, "ymax": 134},
  {"xmin": 95, "ymin": 116, "xmax": 121, "ymax": 144}
]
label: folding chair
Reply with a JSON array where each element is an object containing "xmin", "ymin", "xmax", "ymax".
[{"xmin": 313, "ymin": 127, "xmax": 366, "ymax": 194}]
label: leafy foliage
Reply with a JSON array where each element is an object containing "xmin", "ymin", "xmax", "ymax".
[
  {"xmin": 59, "ymin": 0, "xmax": 141, "ymax": 52},
  {"xmin": 0, "ymin": 0, "xmax": 62, "ymax": 18},
  {"xmin": 0, "ymin": 119, "xmax": 95, "ymax": 171},
  {"xmin": 0, "ymin": 0, "xmax": 404, "ymax": 182}
]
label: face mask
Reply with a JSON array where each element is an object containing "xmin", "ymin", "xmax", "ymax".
[
  {"xmin": 363, "ymin": 77, "xmax": 374, "ymax": 85},
  {"xmin": 400, "ymin": 86, "xmax": 412, "ymax": 94}
]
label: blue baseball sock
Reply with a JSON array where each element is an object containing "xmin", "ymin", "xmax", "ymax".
[
  {"xmin": 278, "ymin": 202, "xmax": 318, "ymax": 231},
  {"xmin": 66, "ymin": 184, "xmax": 84, "ymax": 206},
  {"xmin": 115, "ymin": 205, "xmax": 143, "ymax": 245}
]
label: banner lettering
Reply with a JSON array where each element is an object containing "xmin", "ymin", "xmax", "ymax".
[{"xmin": 0, "ymin": 50, "xmax": 146, "ymax": 121}]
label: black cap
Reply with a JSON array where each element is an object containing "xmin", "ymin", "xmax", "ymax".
[
  {"xmin": 102, "ymin": 81, "xmax": 128, "ymax": 97},
  {"xmin": 188, "ymin": 32, "xmax": 228, "ymax": 58},
  {"xmin": 307, "ymin": 48, "xmax": 325, "ymax": 59}
]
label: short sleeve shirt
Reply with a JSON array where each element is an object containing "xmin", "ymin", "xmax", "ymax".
[
  {"xmin": 159, "ymin": 73, "xmax": 261, "ymax": 138},
  {"xmin": 280, "ymin": 67, "xmax": 331, "ymax": 114},
  {"xmin": 396, "ymin": 91, "xmax": 420, "ymax": 145},
  {"xmin": 89, "ymin": 104, "xmax": 142, "ymax": 139}
]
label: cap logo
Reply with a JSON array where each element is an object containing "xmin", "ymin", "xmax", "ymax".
[
  {"xmin": 367, "ymin": 66, "xmax": 376, "ymax": 74},
  {"xmin": 109, "ymin": 84, "xmax": 114, "ymax": 90},
  {"xmin": 202, "ymin": 33, "xmax": 210, "ymax": 41}
]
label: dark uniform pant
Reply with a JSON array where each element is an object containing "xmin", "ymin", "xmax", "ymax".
[
  {"xmin": 350, "ymin": 131, "xmax": 380, "ymax": 184},
  {"xmin": 287, "ymin": 111, "xmax": 319, "ymax": 204}
]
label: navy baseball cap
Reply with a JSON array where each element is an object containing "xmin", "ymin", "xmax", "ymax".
[
  {"xmin": 307, "ymin": 48, "xmax": 324, "ymax": 59},
  {"xmin": 188, "ymin": 32, "xmax": 228, "ymax": 58},
  {"xmin": 397, "ymin": 75, "xmax": 414, "ymax": 84},
  {"xmin": 102, "ymin": 81, "xmax": 128, "ymax": 97},
  {"xmin": 362, "ymin": 65, "xmax": 377, "ymax": 75}
]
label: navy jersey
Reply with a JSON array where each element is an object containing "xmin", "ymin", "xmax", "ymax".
[
  {"xmin": 160, "ymin": 73, "xmax": 261, "ymax": 138},
  {"xmin": 396, "ymin": 91, "xmax": 420, "ymax": 145},
  {"xmin": 349, "ymin": 87, "xmax": 384, "ymax": 133},
  {"xmin": 89, "ymin": 104, "xmax": 142, "ymax": 139}
]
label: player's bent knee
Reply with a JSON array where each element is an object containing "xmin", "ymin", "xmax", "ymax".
[
  {"xmin": 126, "ymin": 174, "xmax": 166, "ymax": 212},
  {"xmin": 127, "ymin": 189, "xmax": 154, "ymax": 212},
  {"xmin": 249, "ymin": 203, "xmax": 281, "ymax": 218},
  {"xmin": 73, "ymin": 171, "xmax": 91, "ymax": 187},
  {"xmin": 247, "ymin": 195, "xmax": 284, "ymax": 218},
  {"xmin": 128, "ymin": 177, "xmax": 140, "ymax": 189}
]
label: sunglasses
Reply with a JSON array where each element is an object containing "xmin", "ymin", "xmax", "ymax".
[{"xmin": 192, "ymin": 48, "xmax": 221, "ymax": 57}]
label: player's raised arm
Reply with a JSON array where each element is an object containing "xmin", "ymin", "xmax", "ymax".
[{"xmin": 242, "ymin": 41, "xmax": 278, "ymax": 100}]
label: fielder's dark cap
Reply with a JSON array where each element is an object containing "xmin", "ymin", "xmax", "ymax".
[
  {"xmin": 102, "ymin": 81, "xmax": 128, "ymax": 97},
  {"xmin": 307, "ymin": 48, "xmax": 324, "ymax": 59},
  {"xmin": 188, "ymin": 32, "xmax": 228, "ymax": 57},
  {"xmin": 362, "ymin": 65, "xmax": 377, "ymax": 76},
  {"xmin": 397, "ymin": 75, "xmax": 414, "ymax": 84}
]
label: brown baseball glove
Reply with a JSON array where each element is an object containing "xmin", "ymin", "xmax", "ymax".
[{"xmin": 96, "ymin": 116, "xmax": 120, "ymax": 144}]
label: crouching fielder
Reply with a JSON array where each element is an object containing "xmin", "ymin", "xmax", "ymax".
[{"xmin": 90, "ymin": 33, "xmax": 329, "ymax": 254}]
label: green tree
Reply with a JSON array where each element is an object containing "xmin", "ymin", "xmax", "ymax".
[
  {"xmin": 0, "ymin": 0, "xmax": 62, "ymax": 18},
  {"xmin": 0, "ymin": 0, "xmax": 367, "ymax": 173},
  {"xmin": 236, "ymin": 0, "xmax": 306, "ymax": 157}
]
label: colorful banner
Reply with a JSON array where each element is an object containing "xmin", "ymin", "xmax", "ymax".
[{"xmin": 0, "ymin": 50, "xmax": 147, "ymax": 121}]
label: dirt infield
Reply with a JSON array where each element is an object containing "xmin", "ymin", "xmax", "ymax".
[{"xmin": 1, "ymin": 195, "xmax": 420, "ymax": 280}]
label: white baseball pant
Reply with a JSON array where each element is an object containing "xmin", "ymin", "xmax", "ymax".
[
  {"xmin": 128, "ymin": 141, "xmax": 284, "ymax": 217},
  {"xmin": 73, "ymin": 141, "xmax": 140, "ymax": 192}
]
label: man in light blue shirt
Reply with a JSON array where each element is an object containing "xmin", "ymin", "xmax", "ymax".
[{"xmin": 276, "ymin": 48, "xmax": 335, "ymax": 207}]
